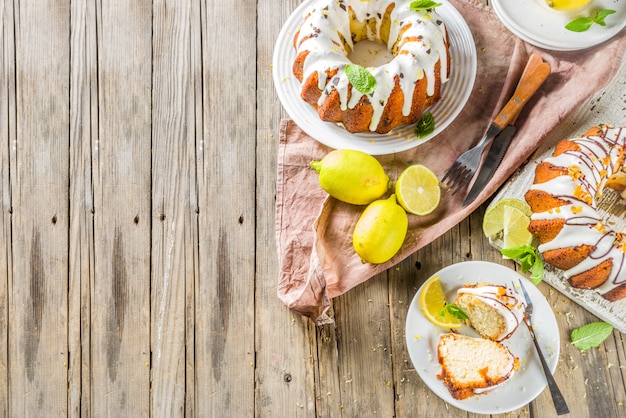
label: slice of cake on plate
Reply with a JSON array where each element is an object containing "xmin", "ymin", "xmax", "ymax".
[
  {"xmin": 454, "ymin": 283, "xmax": 524, "ymax": 342},
  {"xmin": 437, "ymin": 333, "xmax": 520, "ymax": 400}
]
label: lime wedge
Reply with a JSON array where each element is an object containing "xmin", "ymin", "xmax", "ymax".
[
  {"xmin": 503, "ymin": 205, "xmax": 533, "ymax": 249},
  {"xmin": 482, "ymin": 198, "xmax": 531, "ymax": 240}
]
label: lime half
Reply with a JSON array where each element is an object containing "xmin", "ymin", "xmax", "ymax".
[
  {"xmin": 502, "ymin": 205, "xmax": 533, "ymax": 249},
  {"xmin": 482, "ymin": 197, "xmax": 532, "ymax": 240}
]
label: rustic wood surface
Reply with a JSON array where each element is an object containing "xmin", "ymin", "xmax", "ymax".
[{"xmin": 0, "ymin": 0, "xmax": 624, "ymax": 417}]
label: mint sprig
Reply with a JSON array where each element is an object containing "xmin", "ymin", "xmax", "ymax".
[
  {"xmin": 439, "ymin": 303, "xmax": 468, "ymax": 320},
  {"xmin": 571, "ymin": 321, "xmax": 613, "ymax": 350},
  {"xmin": 345, "ymin": 64, "xmax": 376, "ymax": 94},
  {"xmin": 565, "ymin": 9, "xmax": 616, "ymax": 32},
  {"xmin": 410, "ymin": 0, "xmax": 443, "ymax": 11},
  {"xmin": 414, "ymin": 112, "xmax": 435, "ymax": 138},
  {"xmin": 500, "ymin": 245, "xmax": 544, "ymax": 284}
]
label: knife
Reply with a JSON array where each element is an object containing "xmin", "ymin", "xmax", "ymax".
[
  {"xmin": 461, "ymin": 54, "xmax": 551, "ymax": 206},
  {"xmin": 462, "ymin": 126, "xmax": 516, "ymax": 206}
]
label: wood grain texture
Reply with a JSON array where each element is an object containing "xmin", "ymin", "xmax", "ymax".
[
  {"xmin": 0, "ymin": 1, "xmax": 623, "ymax": 416},
  {"xmin": 151, "ymin": 0, "xmax": 197, "ymax": 416},
  {"xmin": 10, "ymin": 1, "xmax": 70, "ymax": 416},
  {"xmin": 90, "ymin": 1, "xmax": 152, "ymax": 415},
  {"xmin": 194, "ymin": 0, "xmax": 256, "ymax": 416},
  {"xmin": 0, "ymin": 0, "xmax": 12, "ymax": 415}
]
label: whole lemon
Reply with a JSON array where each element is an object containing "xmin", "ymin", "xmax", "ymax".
[
  {"xmin": 310, "ymin": 149, "xmax": 391, "ymax": 205},
  {"xmin": 353, "ymin": 194, "xmax": 408, "ymax": 264}
]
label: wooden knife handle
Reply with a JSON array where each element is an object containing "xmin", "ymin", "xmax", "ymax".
[{"xmin": 493, "ymin": 54, "xmax": 551, "ymax": 130}]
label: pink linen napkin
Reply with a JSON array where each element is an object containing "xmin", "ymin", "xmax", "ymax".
[{"xmin": 276, "ymin": 0, "xmax": 626, "ymax": 324}]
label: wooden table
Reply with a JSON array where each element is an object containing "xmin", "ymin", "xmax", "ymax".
[{"xmin": 0, "ymin": 1, "xmax": 624, "ymax": 416}]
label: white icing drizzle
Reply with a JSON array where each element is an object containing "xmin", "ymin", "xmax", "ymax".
[
  {"xmin": 457, "ymin": 285, "xmax": 524, "ymax": 342},
  {"xmin": 293, "ymin": 0, "xmax": 449, "ymax": 131},
  {"xmin": 528, "ymin": 126, "xmax": 626, "ymax": 297}
]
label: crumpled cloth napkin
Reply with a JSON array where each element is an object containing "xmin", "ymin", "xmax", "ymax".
[{"xmin": 275, "ymin": 0, "xmax": 626, "ymax": 325}]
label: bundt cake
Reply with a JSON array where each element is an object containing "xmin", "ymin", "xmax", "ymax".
[
  {"xmin": 291, "ymin": 0, "xmax": 451, "ymax": 133},
  {"xmin": 524, "ymin": 125, "xmax": 626, "ymax": 301},
  {"xmin": 455, "ymin": 283, "xmax": 524, "ymax": 342},
  {"xmin": 437, "ymin": 333, "xmax": 520, "ymax": 400}
]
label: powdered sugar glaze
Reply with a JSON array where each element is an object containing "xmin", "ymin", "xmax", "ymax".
[
  {"xmin": 292, "ymin": 0, "xmax": 450, "ymax": 132},
  {"xmin": 528, "ymin": 126, "xmax": 626, "ymax": 299}
]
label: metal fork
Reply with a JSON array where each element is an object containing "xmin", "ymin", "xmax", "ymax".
[
  {"xmin": 440, "ymin": 124, "xmax": 500, "ymax": 194},
  {"xmin": 441, "ymin": 54, "xmax": 551, "ymax": 194},
  {"xmin": 517, "ymin": 279, "xmax": 570, "ymax": 416}
]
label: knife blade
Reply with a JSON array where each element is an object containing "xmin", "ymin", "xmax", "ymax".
[
  {"xmin": 460, "ymin": 54, "xmax": 551, "ymax": 206},
  {"xmin": 462, "ymin": 125, "xmax": 516, "ymax": 207}
]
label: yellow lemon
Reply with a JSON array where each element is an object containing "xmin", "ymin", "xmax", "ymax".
[
  {"xmin": 353, "ymin": 194, "xmax": 408, "ymax": 264},
  {"xmin": 395, "ymin": 164, "xmax": 441, "ymax": 216},
  {"xmin": 310, "ymin": 149, "xmax": 391, "ymax": 205},
  {"xmin": 545, "ymin": 0, "xmax": 590, "ymax": 11},
  {"xmin": 419, "ymin": 275, "xmax": 463, "ymax": 329}
]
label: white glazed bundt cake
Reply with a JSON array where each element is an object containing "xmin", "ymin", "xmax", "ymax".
[
  {"xmin": 437, "ymin": 333, "xmax": 520, "ymax": 400},
  {"xmin": 454, "ymin": 283, "xmax": 523, "ymax": 342},
  {"xmin": 524, "ymin": 125, "xmax": 626, "ymax": 301},
  {"xmin": 292, "ymin": 0, "xmax": 450, "ymax": 133}
]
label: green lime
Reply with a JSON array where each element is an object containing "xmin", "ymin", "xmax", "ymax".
[{"xmin": 482, "ymin": 197, "xmax": 532, "ymax": 240}]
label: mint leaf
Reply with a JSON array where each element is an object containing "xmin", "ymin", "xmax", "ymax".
[
  {"xmin": 593, "ymin": 9, "xmax": 616, "ymax": 26},
  {"xmin": 500, "ymin": 245, "xmax": 544, "ymax": 284},
  {"xmin": 414, "ymin": 112, "xmax": 435, "ymax": 138},
  {"xmin": 410, "ymin": 0, "xmax": 442, "ymax": 10},
  {"xmin": 566, "ymin": 9, "xmax": 616, "ymax": 32},
  {"xmin": 439, "ymin": 303, "xmax": 468, "ymax": 320},
  {"xmin": 571, "ymin": 322, "xmax": 613, "ymax": 350},
  {"xmin": 565, "ymin": 17, "xmax": 594, "ymax": 32},
  {"xmin": 345, "ymin": 64, "xmax": 376, "ymax": 95}
]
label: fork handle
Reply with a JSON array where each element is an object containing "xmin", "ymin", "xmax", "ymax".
[
  {"xmin": 493, "ymin": 57, "xmax": 551, "ymax": 130},
  {"xmin": 529, "ymin": 330, "xmax": 570, "ymax": 415}
]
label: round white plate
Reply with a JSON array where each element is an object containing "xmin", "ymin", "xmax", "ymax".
[
  {"xmin": 405, "ymin": 261, "xmax": 560, "ymax": 414},
  {"xmin": 272, "ymin": 0, "xmax": 477, "ymax": 155},
  {"xmin": 492, "ymin": 0, "xmax": 626, "ymax": 51}
]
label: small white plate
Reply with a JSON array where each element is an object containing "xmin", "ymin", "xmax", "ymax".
[
  {"xmin": 405, "ymin": 261, "xmax": 560, "ymax": 414},
  {"xmin": 492, "ymin": 0, "xmax": 626, "ymax": 51},
  {"xmin": 272, "ymin": 0, "xmax": 477, "ymax": 155}
]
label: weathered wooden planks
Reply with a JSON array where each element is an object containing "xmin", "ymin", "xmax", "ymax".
[
  {"xmin": 90, "ymin": 1, "xmax": 152, "ymax": 415},
  {"xmin": 151, "ymin": 0, "xmax": 198, "ymax": 416},
  {"xmin": 194, "ymin": 0, "xmax": 257, "ymax": 416},
  {"xmin": 9, "ymin": 2, "xmax": 70, "ymax": 416},
  {"xmin": 0, "ymin": 1, "xmax": 623, "ymax": 417}
]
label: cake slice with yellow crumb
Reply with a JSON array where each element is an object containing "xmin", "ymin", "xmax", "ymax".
[{"xmin": 437, "ymin": 333, "xmax": 520, "ymax": 400}]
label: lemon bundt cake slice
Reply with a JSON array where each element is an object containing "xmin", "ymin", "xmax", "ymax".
[
  {"xmin": 454, "ymin": 283, "xmax": 523, "ymax": 342},
  {"xmin": 437, "ymin": 333, "xmax": 519, "ymax": 400}
]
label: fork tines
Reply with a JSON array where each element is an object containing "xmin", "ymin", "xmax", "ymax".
[{"xmin": 441, "ymin": 164, "xmax": 473, "ymax": 195}]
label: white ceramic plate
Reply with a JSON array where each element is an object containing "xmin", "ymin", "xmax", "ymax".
[
  {"xmin": 272, "ymin": 0, "xmax": 477, "ymax": 155},
  {"xmin": 492, "ymin": 0, "xmax": 626, "ymax": 51},
  {"xmin": 405, "ymin": 261, "xmax": 560, "ymax": 414}
]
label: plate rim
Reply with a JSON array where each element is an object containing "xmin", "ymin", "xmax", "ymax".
[
  {"xmin": 405, "ymin": 260, "xmax": 560, "ymax": 414},
  {"xmin": 272, "ymin": 0, "xmax": 477, "ymax": 155},
  {"xmin": 491, "ymin": 0, "xmax": 626, "ymax": 51}
]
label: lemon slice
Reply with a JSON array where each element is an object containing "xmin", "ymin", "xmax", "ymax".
[
  {"xmin": 482, "ymin": 197, "xmax": 531, "ymax": 240},
  {"xmin": 395, "ymin": 164, "xmax": 441, "ymax": 216},
  {"xmin": 503, "ymin": 205, "xmax": 533, "ymax": 249},
  {"xmin": 545, "ymin": 0, "xmax": 590, "ymax": 11},
  {"xmin": 419, "ymin": 275, "xmax": 463, "ymax": 329}
]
